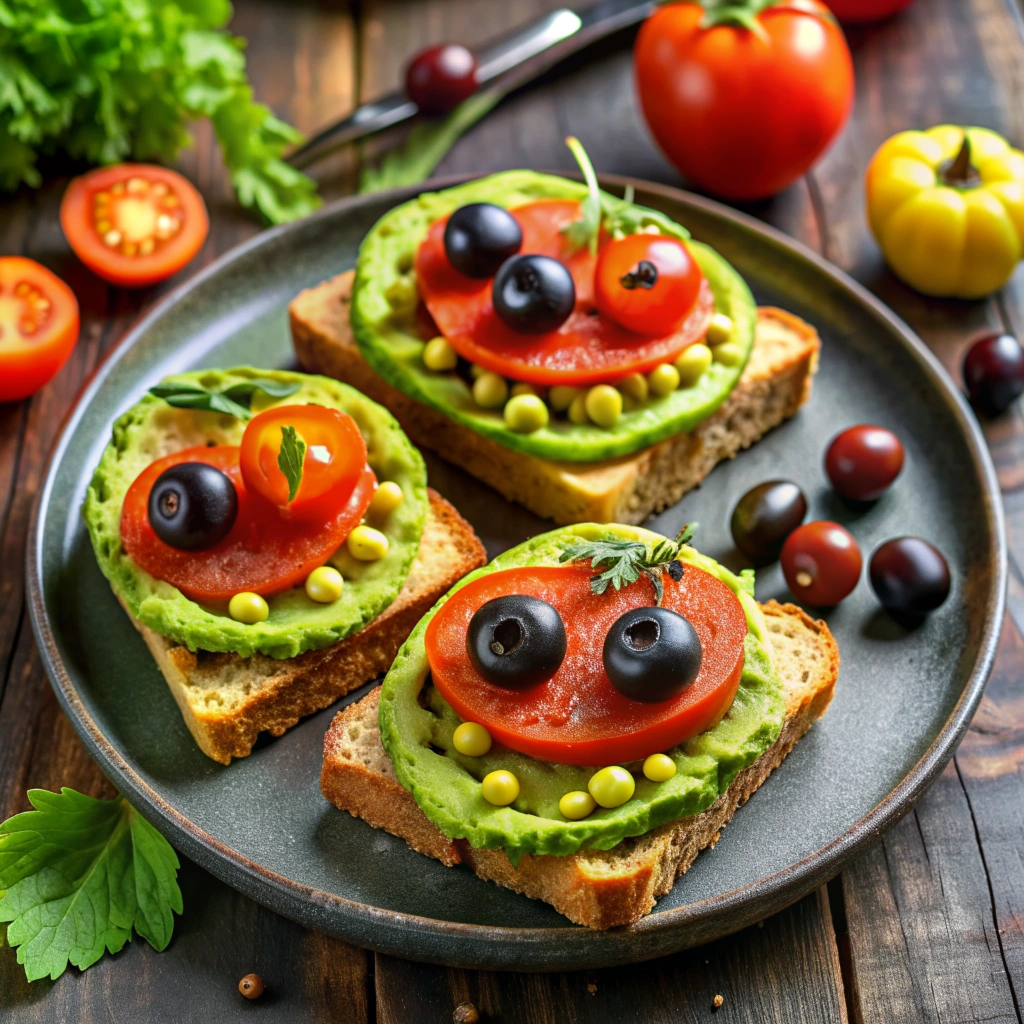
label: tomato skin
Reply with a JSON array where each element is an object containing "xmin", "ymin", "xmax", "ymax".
[
  {"xmin": 416, "ymin": 200, "xmax": 714, "ymax": 385},
  {"xmin": 634, "ymin": 2, "xmax": 854, "ymax": 200},
  {"xmin": 121, "ymin": 445, "xmax": 376, "ymax": 602},
  {"xmin": 824, "ymin": 0, "xmax": 913, "ymax": 22},
  {"xmin": 595, "ymin": 235, "xmax": 703, "ymax": 337},
  {"xmin": 0, "ymin": 257, "xmax": 80, "ymax": 403},
  {"xmin": 425, "ymin": 564, "xmax": 747, "ymax": 766},
  {"xmin": 239, "ymin": 404, "xmax": 367, "ymax": 521},
  {"xmin": 60, "ymin": 164, "xmax": 209, "ymax": 288}
]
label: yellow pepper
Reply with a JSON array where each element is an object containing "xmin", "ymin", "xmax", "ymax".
[{"xmin": 865, "ymin": 125, "xmax": 1024, "ymax": 299}]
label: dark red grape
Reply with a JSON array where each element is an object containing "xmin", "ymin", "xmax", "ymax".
[
  {"xmin": 869, "ymin": 537, "xmax": 950, "ymax": 616},
  {"xmin": 780, "ymin": 521, "xmax": 862, "ymax": 606},
  {"xmin": 405, "ymin": 44, "xmax": 478, "ymax": 115},
  {"xmin": 730, "ymin": 480, "xmax": 807, "ymax": 565},
  {"xmin": 962, "ymin": 332, "xmax": 1024, "ymax": 415},
  {"xmin": 825, "ymin": 425, "xmax": 904, "ymax": 501}
]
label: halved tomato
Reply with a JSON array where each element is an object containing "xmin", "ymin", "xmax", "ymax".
[
  {"xmin": 0, "ymin": 257, "xmax": 80, "ymax": 403},
  {"xmin": 425, "ymin": 563, "xmax": 747, "ymax": 766},
  {"xmin": 60, "ymin": 165, "xmax": 209, "ymax": 288},
  {"xmin": 415, "ymin": 199, "xmax": 714, "ymax": 386},
  {"xmin": 120, "ymin": 446, "xmax": 376, "ymax": 602},
  {"xmin": 240, "ymin": 404, "xmax": 368, "ymax": 521}
]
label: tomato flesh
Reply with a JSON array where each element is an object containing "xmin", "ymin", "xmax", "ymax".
[
  {"xmin": 425, "ymin": 564, "xmax": 747, "ymax": 766},
  {"xmin": 61, "ymin": 164, "xmax": 209, "ymax": 288},
  {"xmin": 415, "ymin": 199, "xmax": 714, "ymax": 386},
  {"xmin": 0, "ymin": 257, "xmax": 80, "ymax": 403},
  {"xmin": 240, "ymin": 404, "xmax": 367, "ymax": 521},
  {"xmin": 121, "ymin": 446, "xmax": 376, "ymax": 602}
]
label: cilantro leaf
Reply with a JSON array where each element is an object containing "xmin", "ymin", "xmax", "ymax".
[
  {"xmin": 148, "ymin": 377, "xmax": 299, "ymax": 421},
  {"xmin": 602, "ymin": 200, "xmax": 691, "ymax": 244},
  {"xmin": 0, "ymin": 789, "xmax": 182, "ymax": 983},
  {"xmin": 277, "ymin": 425, "xmax": 306, "ymax": 502},
  {"xmin": 562, "ymin": 136, "xmax": 602, "ymax": 256}
]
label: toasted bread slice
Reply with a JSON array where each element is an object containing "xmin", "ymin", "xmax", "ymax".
[
  {"xmin": 127, "ymin": 491, "xmax": 486, "ymax": 764},
  {"xmin": 290, "ymin": 271, "xmax": 820, "ymax": 525},
  {"xmin": 320, "ymin": 600, "xmax": 839, "ymax": 929}
]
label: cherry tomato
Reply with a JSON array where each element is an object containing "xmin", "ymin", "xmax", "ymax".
[
  {"xmin": 425, "ymin": 563, "xmax": 747, "ymax": 766},
  {"xmin": 869, "ymin": 537, "xmax": 950, "ymax": 617},
  {"xmin": 0, "ymin": 257, "xmax": 80, "ymax": 403},
  {"xmin": 594, "ymin": 234, "xmax": 703, "ymax": 337},
  {"xmin": 824, "ymin": 0, "xmax": 914, "ymax": 23},
  {"xmin": 634, "ymin": 2, "xmax": 854, "ymax": 200},
  {"xmin": 730, "ymin": 480, "xmax": 807, "ymax": 565},
  {"xmin": 781, "ymin": 521, "xmax": 862, "ymax": 606},
  {"xmin": 121, "ymin": 446, "xmax": 376, "ymax": 602},
  {"xmin": 60, "ymin": 165, "xmax": 208, "ymax": 288},
  {"xmin": 962, "ymin": 333, "xmax": 1024, "ymax": 416},
  {"xmin": 825, "ymin": 425, "xmax": 905, "ymax": 501},
  {"xmin": 416, "ymin": 200, "xmax": 714, "ymax": 385},
  {"xmin": 406, "ymin": 44, "xmax": 478, "ymax": 114},
  {"xmin": 239, "ymin": 404, "xmax": 367, "ymax": 521}
]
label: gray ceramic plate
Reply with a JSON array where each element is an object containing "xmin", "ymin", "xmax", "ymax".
[{"xmin": 28, "ymin": 177, "xmax": 1005, "ymax": 972}]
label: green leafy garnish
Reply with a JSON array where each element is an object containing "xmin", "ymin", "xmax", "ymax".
[
  {"xmin": 562, "ymin": 135, "xmax": 603, "ymax": 256},
  {"xmin": 148, "ymin": 378, "xmax": 299, "ymax": 421},
  {"xmin": 0, "ymin": 789, "xmax": 182, "ymax": 983},
  {"xmin": 602, "ymin": 201, "xmax": 691, "ymax": 244},
  {"xmin": 0, "ymin": 0, "xmax": 321, "ymax": 224},
  {"xmin": 277, "ymin": 425, "xmax": 306, "ymax": 502},
  {"xmin": 560, "ymin": 525, "xmax": 697, "ymax": 606}
]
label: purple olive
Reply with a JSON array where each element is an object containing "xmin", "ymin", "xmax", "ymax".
[
  {"xmin": 963, "ymin": 332, "xmax": 1024, "ymax": 415},
  {"xmin": 869, "ymin": 537, "xmax": 950, "ymax": 616},
  {"xmin": 730, "ymin": 480, "xmax": 808, "ymax": 565}
]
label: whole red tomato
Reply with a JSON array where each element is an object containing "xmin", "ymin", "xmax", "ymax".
[
  {"xmin": 634, "ymin": 1, "xmax": 854, "ymax": 200},
  {"xmin": 825, "ymin": 0, "xmax": 914, "ymax": 22}
]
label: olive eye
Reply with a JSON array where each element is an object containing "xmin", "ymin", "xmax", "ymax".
[
  {"xmin": 603, "ymin": 606, "xmax": 702, "ymax": 703},
  {"xmin": 467, "ymin": 595, "xmax": 567, "ymax": 689}
]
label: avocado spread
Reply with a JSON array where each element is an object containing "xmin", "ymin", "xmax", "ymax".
[
  {"xmin": 351, "ymin": 171, "xmax": 757, "ymax": 463},
  {"xmin": 84, "ymin": 367, "xmax": 428, "ymax": 659},
  {"xmin": 378, "ymin": 524, "xmax": 785, "ymax": 863}
]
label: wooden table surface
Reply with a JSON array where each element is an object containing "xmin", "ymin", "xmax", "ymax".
[{"xmin": 2, "ymin": 0, "xmax": 1023, "ymax": 1020}]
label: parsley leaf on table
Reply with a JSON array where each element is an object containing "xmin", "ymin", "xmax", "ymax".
[
  {"xmin": 0, "ymin": 789, "xmax": 182, "ymax": 982},
  {"xmin": 0, "ymin": 0, "xmax": 320, "ymax": 224}
]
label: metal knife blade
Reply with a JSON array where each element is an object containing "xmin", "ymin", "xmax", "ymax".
[{"xmin": 287, "ymin": 0, "xmax": 655, "ymax": 169}]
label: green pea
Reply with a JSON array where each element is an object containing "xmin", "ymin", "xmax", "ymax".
[
  {"xmin": 705, "ymin": 312, "xmax": 734, "ymax": 347},
  {"xmin": 618, "ymin": 373, "xmax": 648, "ymax": 403},
  {"xmin": 511, "ymin": 381, "xmax": 546, "ymax": 400},
  {"xmin": 568, "ymin": 393, "xmax": 591, "ymax": 425},
  {"xmin": 588, "ymin": 766, "xmax": 635, "ymax": 808},
  {"xmin": 504, "ymin": 393, "xmax": 549, "ymax": 433},
  {"xmin": 422, "ymin": 336, "xmax": 458, "ymax": 371},
  {"xmin": 647, "ymin": 363, "xmax": 681, "ymax": 397},
  {"xmin": 472, "ymin": 372, "xmax": 509, "ymax": 409},
  {"xmin": 549, "ymin": 385, "xmax": 583, "ymax": 412},
  {"xmin": 675, "ymin": 343, "xmax": 713, "ymax": 386},
  {"xmin": 584, "ymin": 385, "xmax": 623, "ymax": 429},
  {"xmin": 384, "ymin": 276, "xmax": 417, "ymax": 316},
  {"xmin": 713, "ymin": 342, "xmax": 745, "ymax": 367}
]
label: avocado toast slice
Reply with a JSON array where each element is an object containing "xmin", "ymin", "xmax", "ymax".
[
  {"xmin": 320, "ymin": 525, "xmax": 839, "ymax": 928},
  {"xmin": 84, "ymin": 367, "xmax": 486, "ymax": 763}
]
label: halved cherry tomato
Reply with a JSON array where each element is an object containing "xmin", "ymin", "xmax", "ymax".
[
  {"xmin": 121, "ymin": 446, "xmax": 376, "ymax": 602},
  {"xmin": 595, "ymin": 234, "xmax": 704, "ymax": 337},
  {"xmin": 415, "ymin": 199, "xmax": 714, "ymax": 386},
  {"xmin": 240, "ymin": 405, "xmax": 368, "ymax": 522},
  {"xmin": 0, "ymin": 257, "xmax": 80, "ymax": 403},
  {"xmin": 60, "ymin": 165, "xmax": 209, "ymax": 288},
  {"xmin": 425, "ymin": 564, "xmax": 747, "ymax": 766}
]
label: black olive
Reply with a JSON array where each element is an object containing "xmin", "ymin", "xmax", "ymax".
[
  {"xmin": 148, "ymin": 462, "xmax": 238, "ymax": 551},
  {"xmin": 869, "ymin": 537, "xmax": 950, "ymax": 617},
  {"xmin": 467, "ymin": 594, "xmax": 567, "ymax": 688},
  {"xmin": 444, "ymin": 203, "xmax": 523, "ymax": 279},
  {"xmin": 492, "ymin": 254, "xmax": 575, "ymax": 334},
  {"xmin": 962, "ymin": 332, "xmax": 1024, "ymax": 415},
  {"xmin": 730, "ymin": 480, "xmax": 807, "ymax": 566},
  {"xmin": 603, "ymin": 606, "xmax": 702, "ymax": 703}
]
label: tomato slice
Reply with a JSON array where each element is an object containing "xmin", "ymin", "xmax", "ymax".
[
  {"xmin": 425, "ymin": 564, "xmax": 747, "ymax": 766},
  {"xmin": 60, "ymin": 165, "xmax": 209, "ymax": 288},
  {"xmin": 415, "ymin": 199, "xmax": 714, "ymax": 386},
  {"xmin": 0, "ymin": 257, "xmax": 80, "ymax": 403},
  {"xmin": 120, "ymin": 446, "xmax": 376, "ymax": 602},
  {"xmin": 240, "ymin": 404, "xmax": 367, "ymax": 521}
]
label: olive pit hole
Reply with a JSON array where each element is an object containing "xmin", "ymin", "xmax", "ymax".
[
  {"xmin": 490, "ymin": 618, "xmax": 523, "ymax": 657},
  {"xmin": 624, "ymin": 618, "xmax": 659, "ymax": 651}
]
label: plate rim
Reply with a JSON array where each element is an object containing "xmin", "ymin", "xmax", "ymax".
[{"xmin": 26, "ymin": 174, "xmax": 1007, "ymax": 971}]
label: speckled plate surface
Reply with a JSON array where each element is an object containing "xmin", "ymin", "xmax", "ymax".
[{"xmin": 28, "ymin": 177, "xmax": 1005, "ymax": 972}]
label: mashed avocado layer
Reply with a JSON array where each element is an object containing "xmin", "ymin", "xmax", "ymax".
[
  {"xmin": 84, "ymin": 367, "xmax": 428, "ymax": 659},
  {"xmin": 351, "ymin": 171, "xmax": 757, "ymax": 463},
  {"xmin": 378, "ymin": 524, "xmax": 785, "ymax": 862}
]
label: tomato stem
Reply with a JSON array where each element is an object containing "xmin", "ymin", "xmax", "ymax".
[
  {"xmin": 697, "ymin": 0, "xmax": 837, "ymax": 33},
  {"xmin": 939, "ymin": 135, "xmax": 981, "ymax": 189}
]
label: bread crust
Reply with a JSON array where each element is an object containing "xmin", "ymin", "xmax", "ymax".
[
  {"xmin": 127, "ymin": 490, "xmax": 487, "ymax": 764},
  {"xmin": 290, "ymin": 271, "xmax": 820, "ymax": 525},
  {"xmin": 320, "ymin": 600, "xmax": 839, "ymax": 929}
]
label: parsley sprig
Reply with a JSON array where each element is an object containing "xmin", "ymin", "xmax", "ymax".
[
  {"xmin": 277, "ymin": 425, "xmax": 306, "ymax": 502},
  {"xmin": 0, "ymin": 789, "xmax": 182, "ymax": 982},
  {"xmin": 560, "ymin": 525, "xmax": 697, "ymax": 606},
  {"xmin": 148, "ymin": 377, "xmax": 299, "ymax": 421}
]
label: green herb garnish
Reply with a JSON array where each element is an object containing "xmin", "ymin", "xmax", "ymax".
[
  {"xmin": 0, "ymin": 0, "xmax": 320, "ymax": 224},
  {"xmin": 277, "ymin": 425, "xmax": 306, "ymax": 502},
  {"xmin": 560, "ymin": 525, "xmax": 697, "ymax": 606},
  {"xmin": 0, "ymin": 789, "xmax": 182, "ymax": 982},
  {"xmin": 148, "ymin": 378, "xmax": 300, "ymax": 421},
  {"xmin": 562, "ymin": 135, "xmax": 603, "ymax": 256}
]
